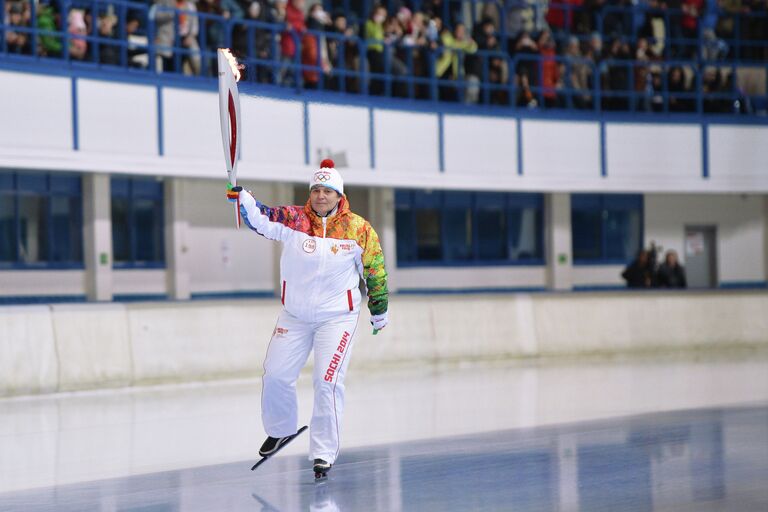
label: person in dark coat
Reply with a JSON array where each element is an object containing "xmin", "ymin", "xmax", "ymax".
[
  {"xmin": 622, "ymin": 249, "xmax": 655, "ymax": 288},
  {"xmin": 657, "ymin": 250, "xmax": 687, "ymax": 288}
]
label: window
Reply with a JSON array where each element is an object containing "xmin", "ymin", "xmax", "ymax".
[
  {"xmin": 111, "ymin": 177, "xmax": 165, "ymax": 268},
  {"xmin": 395, "ymin": 190, "xmax": 544, "ymax": 266},
  {"xmin": 571, "ymin": 194, "xmax": 643, "ymax": 264},
  {"xmin": 0, "ymin": 171, "xmax": 83, "ymax": 268}
]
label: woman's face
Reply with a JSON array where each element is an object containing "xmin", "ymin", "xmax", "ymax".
[{"xmin": 310, "ymin": 186, "xmax": 341, "ymax": 216}]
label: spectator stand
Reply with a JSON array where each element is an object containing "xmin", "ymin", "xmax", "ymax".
[{"xmin": 0, "ymin": 0, "xmax": 767, "ymax": 116}]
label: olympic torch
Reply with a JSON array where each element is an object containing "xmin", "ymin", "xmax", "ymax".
[{"xmin": 218, "ymin": 48, "xmax": 242, "ymax": 228}]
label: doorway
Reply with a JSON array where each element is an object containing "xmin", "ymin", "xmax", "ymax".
[{"xmin": 684, "ymin": 226, "xmax": 718, "ymax": 288}]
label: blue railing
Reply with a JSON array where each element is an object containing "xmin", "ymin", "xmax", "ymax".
[{"xmin": 1, "ymin": 0, "xmax": 766, "ymax": 116}]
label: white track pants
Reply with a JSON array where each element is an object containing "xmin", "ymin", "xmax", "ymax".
[{"xmin": 261, "ymin": 309, "xmax": 359, "ymax": 465}]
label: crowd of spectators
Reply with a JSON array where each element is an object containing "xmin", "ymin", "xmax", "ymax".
[
  {"xmin": 622, "ymin": 243, "xmax": 688, "ymax": 289},
  {"xmin": 2, "ymin": 0, "xmax": 767, "ymax": 112}
]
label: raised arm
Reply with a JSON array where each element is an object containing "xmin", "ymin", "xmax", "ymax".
[{"xmin": 228, "ymin": 186, "xmax": 303, "ymax": 242}]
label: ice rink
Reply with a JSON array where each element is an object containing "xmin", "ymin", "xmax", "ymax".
[{"xmin": 1, "ymin": 353, "xmax": 767, "ymax": 511}]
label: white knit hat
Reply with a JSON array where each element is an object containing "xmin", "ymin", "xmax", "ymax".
[{"xmin": 309, "ymin": 159, "xmax": 344, "ymax": 196}]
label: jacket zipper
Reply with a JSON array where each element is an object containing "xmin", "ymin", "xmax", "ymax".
[{"xmin": 309, "ymin": 217, "xmax": 328, "ymax": 323}]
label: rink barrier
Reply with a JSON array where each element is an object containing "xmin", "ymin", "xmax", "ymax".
[{"xmin": 0, "ymin": 291, "xmax": 766, "ymax": 396}]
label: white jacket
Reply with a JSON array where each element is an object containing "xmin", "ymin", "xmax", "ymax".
[{"xmin": 238, "ymin": 190, "xmax": 389, "ymax": 324}]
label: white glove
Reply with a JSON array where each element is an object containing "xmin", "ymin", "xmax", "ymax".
[
  {"xmin": 371, "ymin": 312, "xmax": 388, "ymax": 331},
  {"xmin": 238, "ymin": 188, "xmax": 256, "ymax": 211}
]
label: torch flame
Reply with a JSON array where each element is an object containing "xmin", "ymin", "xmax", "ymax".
[{"xmin": 220, "ymin": 48, "xmax": 241, "ymax": 82}]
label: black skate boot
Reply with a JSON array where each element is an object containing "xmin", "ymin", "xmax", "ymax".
[
  {"xmin": 251, "ymin": 426, "xmax": 308, "ymax": 471},
  {"xmin": 313, "ymin": 458, "xmax": 332, "ymax": 480},
  {"xmin": 259, "ymin": 435, "xmax": 292, "ymax": 457}
]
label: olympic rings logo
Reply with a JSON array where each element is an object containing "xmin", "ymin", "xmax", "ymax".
[{"xmin": 314, "ymin": 171, "xmax": 331, "ymax": 182}]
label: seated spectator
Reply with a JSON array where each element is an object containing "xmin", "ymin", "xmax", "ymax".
[
  {"xmin": 657, "ymin": 250, "xmax": 687, "ymax": 288},
  {"xmin": 563, "ymin": 35, "xmax": 592, "ymax": 108},
  {"xmin": 604, "ymin": 38, "xmax": 632, "ymax": 111},
  {"xmin": 196, "ymin": 0, "xmax": 229, "ymax": 76},
  {"xmin": 238, "ymin": 0, "xmax": 279, "ymax": 84},
  {"xmin": 98, "ymin": 13, "xmax": 121, "ymax": 66},
  {"xmin": 67, "ymin": 9, "xmax": 88, "ymax": 60},
  {"xmin": 513, "ymin": 31, "xmax": 539, "ymax": 106},
  {"xmin": 668, "ymin": 65, "xmax": 693, "ymax": 111},
  {"xmin": 302, "ymin": 3, "xmax": 332, "ymax": 89},
  {"xmin": 622, "ymin": 249, "xmax": 655, "ymax": 288},
  {"xmin": 702, "ymin": 67, "xmax": 730, "ymax": 112},
  {"xmin": 326, "ymin": 12, "xmax": 360, "ymax": 92},
  {"xmin": 546, "ymin": 0, "xmax": 586, "ymax": 38},
  {"xmin": 37, "ymin": 0, "xmax": 62, "ymax": 58},
  {"xmin": 176, "ymin": 0, "xmax": 201, "ymax": 76},
  {"xmin": 681, "ymin": 0, "xmax": 704, "ymax": 58},
  {"xmin": 402, "ymin": 11, "xmax": 429, "ymax": 98},
  {"xmin": 505, "ymin": 0, "xmax": 534, "ymax": 41},
  {"xmin": 538, "ymin": 30, "xmax": 561, "ymax": 107},
  {"xmin": 383, "ymin": 9, "xmax": 408, "ymax": 96},
  {"xmin": 435, "ymin": 23, "xmax": 478, "ymax": 102},
  {"xmin": 5, "ymin": 1, "xmax": 30, "ymax": 55},
  {"xmin": 150, "ymin": 0, "xmax": 176, "ymax": 72},
  {"xmin": 364, "ymin": 5, "xmax": 386, "ymax": 94}
]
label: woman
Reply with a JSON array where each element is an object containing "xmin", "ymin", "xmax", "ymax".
[{"xmin": 226, "ymin": 160, "xmax": 389, "ymax": 478}]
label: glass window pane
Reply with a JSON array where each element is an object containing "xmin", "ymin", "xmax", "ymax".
[
  {"xmin": 0, "ymin": 196, "xmax": 16, "ymax": 262},
  {"xmin": 572, "ymin": 209, "xmax": 602, "ymax": 260},
  {"xmin": 571, "ymin": 194, "xmax": 601, "ymax": 210},
  {"xmin": 0, "ymin": 172, "xmax": 13, "ymax": 192},
  {"xmin": 444, "ymin": 208, "xmax": 472, "ymax": 261},
  {"xmin": 509, "ymin": 207, "xmax": 541, "ymax": 261},
  {"xmin": 395, "ymin": 190, "xmax": 412, "ymax": 209},
  {"xmin": 605, "ymin": 209, "xmax": 641, "ymax": 260},
  {"xmin": 18, "ymin": 195, "xmax": 49, "ymax": 264},
  {"xmin": 111, "ymin": 178, "xmax": 130, "ymax": 197},
  {"xmin": 17, "ymin": 174, "xmax": 47, "ymax": 192},
  {"xmin": 134, "ymin": 198, "xmax": 164, "ymax": 263},
  {"xmin": 132, "ymin": 179, "xmax": 163, "ymax": 199},
  {"xmin": 413, "ymin": 191, "xmax": 441, "ymax": 209},
  {"xmin": 395, "ymin": 208, "xmax": 415, "ymax": 263},
  {"xmin": 112, "ymin": 197, "xmax": 131, "ymax": 263},
  {"xmin": 50, "ymin": 196, "xmax": 83, "ymax": 263},
  {"xmin": 415, "ymin": 208, "xmax": 442, "ymax": 261},
  {"xmin": 477, "ymin": 208, "xmax": 506, "ymax": 260},
  {"xmin": 50, "ymin": 175, "xmax": 81, "ymax": 195}
]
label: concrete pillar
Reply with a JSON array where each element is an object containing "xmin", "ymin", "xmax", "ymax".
[
  {"xmin": 164, "ymin": 178, "xmax": 190, "ymax": 300},
  {"xmin": 369, "ymin": 187, "xmax": 397, "ymax": 293},
  {"xmin": 545, "ymin": 193, "xmax": 573, "ymax": 291},
  {"xmin": 272, "ymin": 182, "xmax": 294, "ymax": 297},
  {"xmin": 82, "ymin": 173, "xmax": 113, "ymax": 301}
]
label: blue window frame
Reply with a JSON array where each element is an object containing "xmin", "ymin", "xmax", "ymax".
[
  {"xmin": 395, "ymin": 189, "xmax": 544, "ymax": 267},
  {"xmin": 111, "ymin": 177, "xmax": 165, "ymax": 268},
  {"xmin": 571, "ymin": 194, "xmax": 643, "ymax": 265},
  {"xmin": 0, "ymin": 171, "xmax": 83, "ymax": 269}
]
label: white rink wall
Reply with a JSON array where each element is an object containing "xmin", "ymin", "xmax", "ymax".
[{"xmin": 1, "ymin": 291, "xmax": 766, "ymax": 397}]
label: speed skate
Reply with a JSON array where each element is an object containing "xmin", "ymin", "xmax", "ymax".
[
  {"xmin": 250, "ymin": 426, "xmax": 308, "ymax": 471},
  {"xmin": 313, "ymin": 458, "xmax": 332, "ymax": 481}
]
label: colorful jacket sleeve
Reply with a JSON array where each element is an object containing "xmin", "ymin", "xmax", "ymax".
[
  {"xmin": 361, "ymin": 223, "xmax": 388, "ymax": 316},
  {"xmin": 238, "ymin": 190, "xmax": 304, "ymax": 242}
]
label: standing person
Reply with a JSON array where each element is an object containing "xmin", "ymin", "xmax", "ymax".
[
  {"xmin": 657, "ymin": 250, "xmax": 687, "ymax": 288},
  {"xmin": 226, "ymin": 160, "xmax": 389, "ymax": 478},
  {"xmin": 279, "ymin": 0, "xmax": 306, "ymax": 86},
  {"xmin": 365, "ymin": 5, "xmax": 388, "ymax": 95},
  {"xmin": 621, "ymin": 249, "xmax": 655, "ymax": 288}
]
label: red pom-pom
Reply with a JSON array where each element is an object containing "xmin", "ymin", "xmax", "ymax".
[{"xmin": 320, "ymin": 159, "xmax": 335, "ymax": 169}]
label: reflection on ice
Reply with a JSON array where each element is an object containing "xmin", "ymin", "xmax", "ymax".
[{"xmin": 2, "ymin": 405, "xmax": 765, "ymax": 512}]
